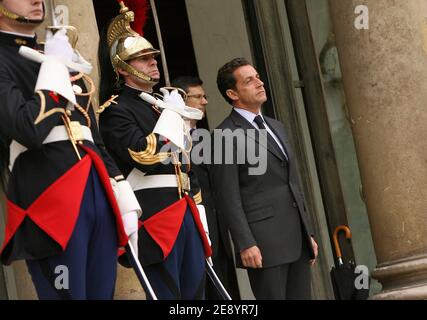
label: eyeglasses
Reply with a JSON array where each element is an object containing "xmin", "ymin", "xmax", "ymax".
[{"xmin": 186, "ymin": 94, "xmax": 208, "ymax": 100}]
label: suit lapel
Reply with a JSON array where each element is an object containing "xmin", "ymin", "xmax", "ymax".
[
  {"xmin": 264, "ymin": 117, "xmax": 298, "ymax": 181},
  {"xmin": 264, "ymin": 117, "xmax": 291, "ymax": 160},
  {"xmin": 230, "ymin": 110, "xmax": 285, "ymax": 161}
]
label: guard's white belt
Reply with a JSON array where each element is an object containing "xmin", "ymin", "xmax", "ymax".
[
  {"xmin": 127, "ymin": 168, "xmax": 189, "ymax": 191},
  {"xmin": 43, "ymin": 125, "xmax": 94, "ymax": 144},
  {"xmin": 9, "ymin": 125, "xmax": 93, "ymax": 171}
]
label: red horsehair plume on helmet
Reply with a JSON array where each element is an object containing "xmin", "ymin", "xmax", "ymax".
[{"xmin": 122, "ymin": 0, "xmax": 150, "ymax": 36}]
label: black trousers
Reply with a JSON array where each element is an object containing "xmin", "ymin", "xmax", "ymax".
[{"xmin": 247, "ymin": 239, "xmax": 312, "ymax": 300}]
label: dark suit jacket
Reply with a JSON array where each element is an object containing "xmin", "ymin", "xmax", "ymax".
[{"xmin": 211, "ymin": 109, "xmax": 315, "ymax": 268}]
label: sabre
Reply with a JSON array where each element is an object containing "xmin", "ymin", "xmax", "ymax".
[
  {"xmin": 205, "ymin": 260, "xmax": 232, "ymax": 300},
  {"xmin": 125, "ymin": 242, "xmax": 158, "ymax": 300},
  {"xmin": 48, "ymin": 0, "xmax": 58, "ymax": 26},
  {"xmin": 149, "ymin": 0, "xmax": 170, "ymax": 86},
  {"xmin": 47, "ymin": 0, "xmax": 79, "ymax": 48},
  {"xmin": 19, "ymin": 46, "xmax": 92, "ymax": 74},
  {"xmin": 18, "ymin": 0, "xmax": 91, "ymax": 73}
]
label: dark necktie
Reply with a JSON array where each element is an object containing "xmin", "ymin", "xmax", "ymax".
[{"xmin": 253, "ymin": 115, "xmax": 286, "ymax": 160}]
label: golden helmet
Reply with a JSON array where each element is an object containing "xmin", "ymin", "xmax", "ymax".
[{"xmin": 107, "ymin": 1, "xmax": 160, "ymax": 83}]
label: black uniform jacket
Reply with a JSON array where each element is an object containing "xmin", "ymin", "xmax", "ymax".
[
  {"xmin": 99, "ymin": 85, "xmax": 210, "ymax": 266},
  {"xmin": 0, "ymin": 32, "xmax": 126, "ymax": 265}
]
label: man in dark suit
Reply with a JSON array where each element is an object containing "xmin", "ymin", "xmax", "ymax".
[
  {"xmin": 172, "ymin": 76, "xmax": 241, "ymax": 299},
  {"xmin": 211, "ymin": 57, "xmax": 318, "ymax": 299}
]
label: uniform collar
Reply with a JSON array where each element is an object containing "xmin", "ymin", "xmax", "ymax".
[
  {"xmin": 0, "ymin": 30, "xmax": 38, "ymax": 48},
  {"xmin": 124, "ymin": 84, "xmax": 153, "ymax": 95}
]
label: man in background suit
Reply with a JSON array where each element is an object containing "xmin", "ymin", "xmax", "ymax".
[
  {"xmin": 172, "ymin": 76, "xmax": 240, "ymax": 299},
  {"xmin": 211, "ymin": 57, "xmax": 318, "ymax": 299}
]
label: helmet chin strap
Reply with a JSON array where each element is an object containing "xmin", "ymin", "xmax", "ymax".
[
  {"xmin": 0, "ymin": 3, "xmax": 45, "ymax": 24},
  {"xmin": 114, "ymin": 55, "xmax": 160, "ymax": 85}
]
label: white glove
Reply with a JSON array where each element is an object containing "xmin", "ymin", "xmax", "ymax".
[
  {"xmin": 44, "ymin": 28, "xmax": 74, "ymax": 63},
  {"xmin": 30, "ymin": 28, "xmax": 75, "ymax": 104},
  {"xmin": 110, "ymin": 178, "xmax": 119, "ymax": 198},
  {"xmin": 114, "ymin": 180, "xmax": 142, "ymax": 218},
  {"xmin": 111, "ymin": 180, "xmax": 142, "ymax": 258},
  {"xmin": 122, "ymin": 210, "xmax": 139, "ymax": 258},
  {"xmin": 44, "ymin": 29, "xmax": 92, "ymax": 74},
  {"xmin": 122, "ymin": 211, "xmax": 138, "ymax": 236},
  {"xmin": 139, "ymin": 89, "xmax": 203, "ymax": 149},
  {"xmin": 196, "ymin": 204, "xmax": 213, "ymax": 266},
  {"xmin": 142, "ymin": 88, "xmax": 203, "ymax": 120},
  {"xmin": 70, "ymin": 50, "xmax": 93, "ymax": 74},
  {"xmin": 160, "ymin": 88, "xmax": 204, "ymax": 120},
  {"xmin": 160, "ymin": 88, "xmax": 186, "ymax": 108},
  {"xmin": 197, "ymin": 204, "xmax": 211, "ymax": 247}
]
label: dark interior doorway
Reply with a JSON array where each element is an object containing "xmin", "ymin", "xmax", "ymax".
[{"xmin": 93, "ymin": 0, "xmax": 209, "ymax": 129}]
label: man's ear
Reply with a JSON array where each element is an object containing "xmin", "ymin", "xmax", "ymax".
[
  {"xmin": 117, "ymin": 68, "xmax": 129, "ymax": 77},
  {"xmin": 226, "ymin": 89, "xmax": 239, "ymax": 102}
]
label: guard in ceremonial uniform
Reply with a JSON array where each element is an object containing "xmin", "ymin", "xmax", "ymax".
[
  {"xmin": 0, "ymin": 0, "xmax": 140, "ymax": 299},
  {"xmin": 99, "ymin": 0, "xmax": 212, "ymax": 299}
]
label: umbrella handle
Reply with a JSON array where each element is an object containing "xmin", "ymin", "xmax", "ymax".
[{"xmin": 332, "ymin": 225, "xmax": 351, "ymax": 265}]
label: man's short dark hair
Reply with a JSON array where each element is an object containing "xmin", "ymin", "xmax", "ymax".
[
  {"xmin": 171, "ymin": 76, "xmax": 203, "ymax": 93},
  {"xmin": 216, "ymin": 57, "xmax": 251, "ymax": 105}
]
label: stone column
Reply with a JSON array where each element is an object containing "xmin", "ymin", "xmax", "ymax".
[{"xmin": 329, "ymin": 0, "xmax": 427, "ymax": 299}]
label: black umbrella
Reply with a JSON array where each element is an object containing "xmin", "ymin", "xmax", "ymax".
[{"xmin": 330, "ymin": 225, "xmax": 370, "ymax": 300}]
